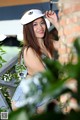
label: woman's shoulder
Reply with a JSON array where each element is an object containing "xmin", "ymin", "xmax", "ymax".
[
  {"xmin": 23, "ymin": 46, "xmax": 36, "ymax": 58},
  {"xmin": 22, "ymin": 45, "xmax": 30, "ymax": 53},
  {"xmin": 19, "ymin": 45, "xmax": 30, "ymax": 59},
  {"xmin": 22, "ymin": 45, "xmax": 34, "ymax": 59}
]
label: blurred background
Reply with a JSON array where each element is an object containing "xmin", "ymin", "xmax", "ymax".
[{"xmin": 0, "ymin": 0, "xmax": 58, "ymax": 63}]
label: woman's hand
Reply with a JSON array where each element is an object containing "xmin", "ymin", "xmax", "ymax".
[
  {"xmin": 11, "ymin": 100, "xmax": 17, "ymax": 111},
  {"xmin": 45, "ymin": 10, "xmax": 59, "ymax": 30}
]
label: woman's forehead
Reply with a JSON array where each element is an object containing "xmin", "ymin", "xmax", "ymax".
[{"xmin": 33, "ymin": 17, "xmax": 44, "ymax": 23}]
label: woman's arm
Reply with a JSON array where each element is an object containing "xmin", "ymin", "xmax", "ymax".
[
  {"xmin": 45, "ymin": 10, "xmax": 59, "ymax": 30},
  {"xmin": 11, "ymin": 101, "xmax": 17, "ymax": 110},
  {"xmin": 23, "ymin": 47, "xmax": 45, "ymax": 75}
]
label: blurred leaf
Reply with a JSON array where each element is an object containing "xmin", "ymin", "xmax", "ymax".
[
  {"xmin": 30, "ymin": 111, "xmax": 65, "ymax": 120},
  {"xmin": 9, "ymin": 107, "xmax": 29, "ymax": 120},
  {"xmin": 43, "ymin": 58, "xmax": 62, "ymax": 81},
  {"xmin": 39, "ymin": 72, "xmax": 69, "ymax": 100},
  {"xmin": 74, "ymin": 37, "xmax": 80, "ymax": 57},
  {"xmin": 66, "ymin": 110, "xmax": 80, "ymax": 120}
]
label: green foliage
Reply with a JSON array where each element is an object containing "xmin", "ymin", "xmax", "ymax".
[
  {"xmin": 0, "ymin": 47, "xmax": 6, "ymax": 68},
  {"xmin": 1, "ymin": 38, "xmax": 80, "ymax": 120},
  {"xmin": 1, "ymin": 86, "xmax": 12, "ymax": 110},
  {"xmin": 0, "ymin": 47, "xmax": 25, "ymax": 112},
  {"xmin": 9, "ymin": 107, "xmax": 30, "ymax": 120}
]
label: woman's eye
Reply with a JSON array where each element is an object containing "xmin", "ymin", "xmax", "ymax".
[
  {"xmin": 33, "ymin": 23, "xmax": 37, "ymax": 26},
  {"xmin": 41, "ymin": 21, "xmax": 45, "ymax": 25},
  {"xmin": 33, "ymin": 21, "xmax": 45, "ymax": 27}
]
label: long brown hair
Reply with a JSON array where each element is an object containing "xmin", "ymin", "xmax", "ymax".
[{"xmin": 23, "ymin": 17, "xmax": 54, "ymax": 57}]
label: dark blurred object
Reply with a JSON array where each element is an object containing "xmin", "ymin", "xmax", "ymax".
[
  {"xmin": 50, "ymin": 27, "xmax": 59, "ymax": 41},
  {"xmin": 0, "ymin": 36, "xmax": 21, "ymax": 47},
  {"xmin": 50, "ymin": 0, "xmax": 53, "ymax": 11},
  {"xmin": 49, "ymin": 26, "xmax": 59, "ymax": 60}
]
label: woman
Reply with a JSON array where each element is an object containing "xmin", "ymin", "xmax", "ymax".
[{"xmin": 11, "ymin": 9, "xmax": 59, "ymax": 110}]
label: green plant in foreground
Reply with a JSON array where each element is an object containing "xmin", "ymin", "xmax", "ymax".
[{"xmin": 6, "ymin": 37, "xmax": 80, "ymax": 120}]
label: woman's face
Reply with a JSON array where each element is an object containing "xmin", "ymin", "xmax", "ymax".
[{"xmin": 33, "ymin": 17, "xmax": 46, "ymax": 39}]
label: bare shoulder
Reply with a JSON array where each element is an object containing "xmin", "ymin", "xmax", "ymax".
[
  {"xmin": 23, "ymin": 47, "xmax": 36, "ymax": 57},
  {"xmin": 23, "ymin": 47, "xmax": 45, "ymax": 75}
]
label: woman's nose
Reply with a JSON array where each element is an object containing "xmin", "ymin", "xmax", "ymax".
[{"xmin": 38, "ymin": 24, "xmax": 43, "ymax": 29}]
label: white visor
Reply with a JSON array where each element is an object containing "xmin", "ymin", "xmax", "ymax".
[{"xmin": 20, "ymin": 9, "xmax": 44, "ymax": 25}]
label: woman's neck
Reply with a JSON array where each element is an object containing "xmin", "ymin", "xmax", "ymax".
[
  {"xmin": 38, "ymin": 38, "xmax": 44, "ymax": 47},
  {"xmin": 37, "ymin": 38, "xmax": 52, "ymax": 59}
]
